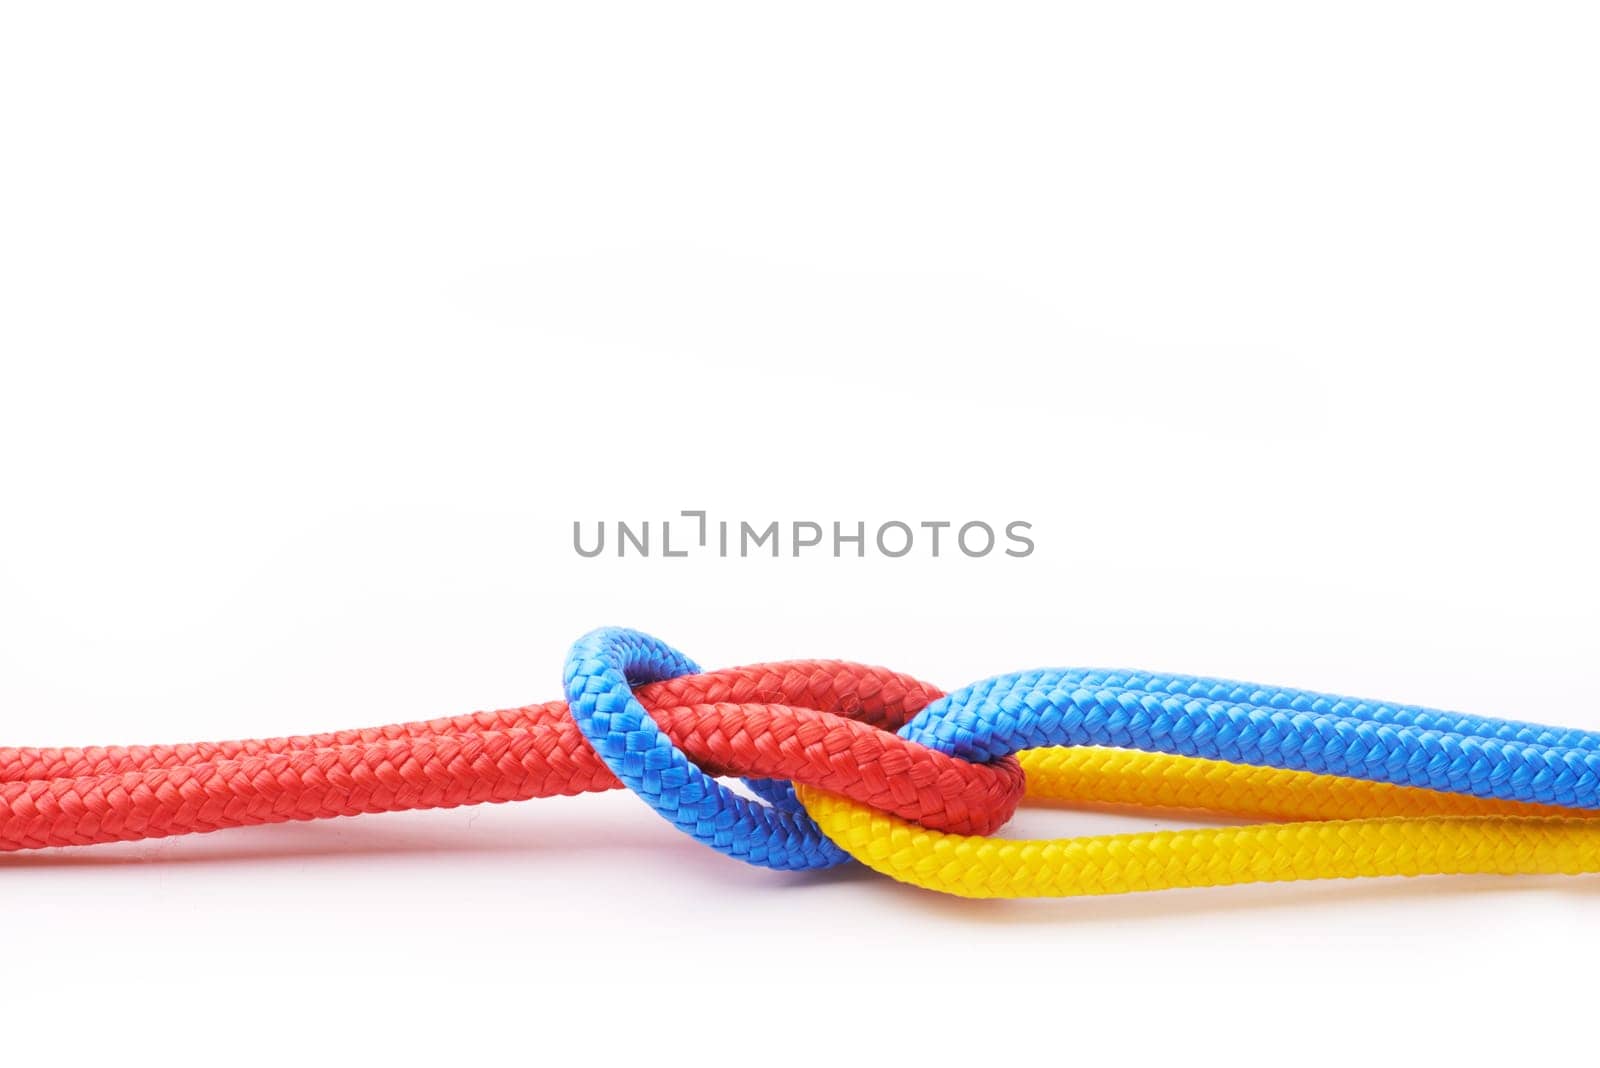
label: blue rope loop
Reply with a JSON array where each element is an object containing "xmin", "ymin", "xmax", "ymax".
[
  {"xmin": 899, "ymin": 668, "xmax": 1600, "ymax": 809},
  {"xmin": 562, "ymin": 627, "xmax": 848, "ymax": 870}
]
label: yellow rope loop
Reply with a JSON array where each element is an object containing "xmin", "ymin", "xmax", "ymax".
[{"xmin": 795, "ymin": 747, "xmax": 1600, "ymax": 899}]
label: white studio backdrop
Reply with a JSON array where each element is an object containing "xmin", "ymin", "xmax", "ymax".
[{"xmin": 1, "ymin": 3, "xmax": 1596, "ymax": 1065}]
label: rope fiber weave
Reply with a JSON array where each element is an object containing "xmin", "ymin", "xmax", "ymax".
[
  {"xmin": 795, "ymin": 749, "xmax": 1600, "ymax": 897},
  {"xmin": 5, "ymin": 625, "xmax": 1598, "ymax": 900},
  {"xmin": 0, "ymin": 660, "xmax": 1021, "ymax": 851}
]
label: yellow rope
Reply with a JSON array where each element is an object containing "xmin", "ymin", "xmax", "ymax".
[
  {"xmin": 795, "ymin": 747, "xmax": 1600, "ymax": 898},
  {"xmin": 1015, "ymin": 746, "xmax": 1590, "ymax": 821}
]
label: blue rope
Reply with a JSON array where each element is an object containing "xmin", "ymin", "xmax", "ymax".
[
  {"xmin": 899, "ymin": 668, "xmax": 1600, "ymax": 807},
  {"xmin": 564, "ymin": 628, "xmax": 1600, "ymax": 871},
  {"xmin": 563, "ymin": 627, "xmax": 848, "ymax": 870}
]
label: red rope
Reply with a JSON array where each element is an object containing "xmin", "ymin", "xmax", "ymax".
[{"xmin": 0, "ymin": 661, "xmax": 1024, "ymax": 851}]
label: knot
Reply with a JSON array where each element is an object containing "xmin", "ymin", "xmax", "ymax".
[
  {"xmin": 563, "ymin": 627, "xmax": 1023, "ymax": 871},
  {"xmin": 0, "ymin": 636, "xmax": 1021, "ymax": 852}
]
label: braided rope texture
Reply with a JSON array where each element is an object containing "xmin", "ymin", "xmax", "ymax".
[
  {"xmin": 797, "ymin": 747, "xmax": 1600, "ymax": 897},
  {"xmin": 560, "ymin": 631, "xmax": 1600, "ymax": 878},
  {"xmin": 898, "ymin": 667, "xmax": 1600, "ymax": 806},
  {"xmin": 564, "ymin": 628, "xmax": 852, "ymax": 869},
  {"xmin": 0, "ymin": 660, "xmax": 1025, "ymax": 851},
  {"xmin": 1016, "ymin": 747, "xmax": 1593, "ymax": 822},
  {"xmin": 800, "ymin": 787, "xmax": 1600, "ymax": 898},
  {"xmin": 7, "ymin": 625, "xmax": 1600, "ymax": 902},
  {"xmin": 796, "ymin": 661, "xmax": 1600, "ymax": 896}
]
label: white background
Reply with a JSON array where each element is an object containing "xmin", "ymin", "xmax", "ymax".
[{"xmin": 2, "ymin": 3, "xmax": 1597, "ymax": 1064}]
